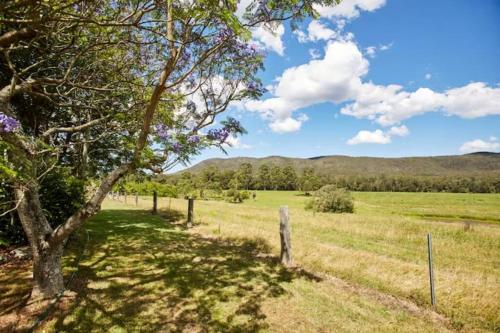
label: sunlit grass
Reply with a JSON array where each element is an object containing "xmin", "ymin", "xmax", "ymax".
[
  {"xmin": 144, "ymin": 191, "xmax": 500, "ymax": 332},
  {"xmin": 1, "ymin": 192, "xmax": 498, "ymax": 332}
]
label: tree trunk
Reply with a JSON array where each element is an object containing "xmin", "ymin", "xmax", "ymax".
[
  {"xmin": 14, "ymin": 183, "xmax": 65, "ymax": 299},
  {"xmin": 31, "ymin": 244, "xmax": 64, "ymax": 299}
]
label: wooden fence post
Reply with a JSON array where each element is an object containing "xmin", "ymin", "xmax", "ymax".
[
  {"xmin": 279, "ymin": 206, "xmax": 292, "ymax": 266},
  {"xmin": 152, "ymin": 190, "xmax": 158, "ymax": 214},
  {"xmin": 135, "ymin": 192, "xmax": 138, "ymax": 206},
  {"xmin": 427, "ymin": 233, "xmax": 436, "ymax": 307},
  {"xmin": 124, "ymin": 193, "xmax": 127, "ymax": 204},
  {"xmin": 187, "ymin": 198, "xmax": 194, "ymax": 228}
]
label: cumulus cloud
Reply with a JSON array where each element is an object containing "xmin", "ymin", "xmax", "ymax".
[
  {"xmin": 364, "ymin": 43, "xmax": 392, "ymax": 58},
  {"xmin": 347, "ymin": 129, "xmax": 390, "ymax": 144},
  {"xmin": 294, "ymin": 19, "xmax": 355, "ymax": 44},
  {"xmin": 347, "ymin": 125, "xmax": 409, "ymax": 145},
  {"xmin": 224, "ymin": 136, "xmax": 253, "ymax": 149},
  {"xmin": 244, "ymin": 38, "xmax": 500, "ymax": 132},
  {"xmin": 365, "ymin": 46, "xmax": 376, "ymax": 58},
  {"xmin": 268, "ymin": 114, "xmax": 309, "ymax": 134},
  {"xmin": 314, "ymin": 0, "xmax": 387, "ymax": 19},
  {"xmin": 309, "ymin": 48, "xmax": 321, "ymax": 59},
  {"xmin": 459, "ymin": 138, "xmax": 500, "ymax": 153},
  {"xmin": 252, "ymin": 24, "xmax": 285, "ymax": 56},
  {"xmin": 245, "ymin": 41, "xmax": 368, "ymax": 128},
  {"xmin": 296, "ymin": 20, "xmax": 337, "ymax": 43}
]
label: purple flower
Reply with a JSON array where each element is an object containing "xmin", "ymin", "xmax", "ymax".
[
  {"xmin": 247, "ymin": 82, "xmax": 257, "ymax": 91},
  {"xmin": 187, "ymin": 135, "xmax": 200, "ymax": 144},
  {"xmin": 207, "ymin": 128, "xmax": 230, "ymax": 143},
  {"xmin": 0, "ymin": 112, "xmax": 20, "ymax": 133},
  {"xmin": 172, "ymin": 142, "xmax": 182, "ymax": 153},
  {"xmin": 155, "ymin": 124, "xmax": 170, "ymax": 140}
]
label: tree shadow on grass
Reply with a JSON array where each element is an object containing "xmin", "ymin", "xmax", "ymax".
[{"xmin": 45, "ymin": 208, "xmax": 318, "ymax": 332}]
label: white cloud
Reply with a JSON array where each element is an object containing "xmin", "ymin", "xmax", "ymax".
[
  {"xmin": 314, "ymin": 0, "xmax": 387, "ymax": 19},
  {"xmin": 252, "ymin": 24, "xmax": 285, "ymax": 56},
  {"xmin": 347, "ymin": 129, "xmax": 390, "ymax": 144},
  {"xmin": 425, "ymin": 73, "xmax": 432, "ymax": 80},
  {"xmin": 459, "ymin": 139, "xmax": 500, "ymax": 153},
  {"xmin": 309, "ymin": 48, "xmax": 321, "ymax": 59},
  {"xmin": 244, "ymin": 38, "xmax": 500, "ymax": 133},
  {"xmin": 442, "ymin": 82, "xmax": 500, "ymax": 119},
  {"xmin": 379, "ymin": 42, "xmax": 393, "ymax": 51},
  {"xmin": 269, "ymin": 114, "xmax": 309, "ymax": 133},
  {"xmin": 224, "ymin": 136, "xmax": 253, "ymax": 149},
  {"xmin": 365, "ymin": 46, "xmax": 376, "ymax": 58},
  {"xmin": 388, "ymin": 125, "xmax": 410, "ymax": 137},
  {"xmin": 490, "ymin": 136, "xmax": 498, "ymax": 141},
  {"xmin": 347, "ymin": 125, "xmax": 409, "ymax": 145},
  {"xmin": 245, "ymin": 41, "xmax": 369, "ymax": 126},
  {"xmin": 307, "ymin": 20, "xmax": 337, "ymax": 42},
  {"xmin": 294, "ymin": 19, "xmax": 354, "ymax": 44},
  {"xmin": 364, "ymin": 43, "xmax": 393, "ymax": 58}
]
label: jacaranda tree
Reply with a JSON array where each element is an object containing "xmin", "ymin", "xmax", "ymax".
[{"xmin": 0, "ymin": 0, "xmax": 338, "ymax": 299}]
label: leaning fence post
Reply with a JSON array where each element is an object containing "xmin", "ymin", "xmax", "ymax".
[
  {"xmin": 187, "ymin": 197, "xmax": 194, "ymax": 228},
  {"xmin": 427, "ymin": 233, "xmax": 436, "ymax": 307},
  {"xmin": 152, "ymin": 190, "xmax": 158, "ymax": 214},
  {"xmin": 279, "ymin": 206, "xmax": 292, "ymax": 266}
]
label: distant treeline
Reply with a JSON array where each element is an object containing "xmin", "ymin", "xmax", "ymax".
[{"xmin": 144, "ymin": 163, "xmax": 500, "ymax": 194}]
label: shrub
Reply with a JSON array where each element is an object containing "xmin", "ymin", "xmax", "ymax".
[
  {"xmin": 305, "ymin": 185, "xmax": 354, "ymax": 213},
  {"xmin": 225, "ymin": 189, "xmax": 249, "ymax": 203},
  {"xmin": 0, "ymin": 168, "xmax": 85, "ymax": 246}
]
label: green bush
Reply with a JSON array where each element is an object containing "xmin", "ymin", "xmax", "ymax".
[
  {"xmin": 119, "ymin": 181, "xmax": 178, "ymax": 198},
  {"xmin": 0, "ymin": 168, "xmax": 85, "ymax": 246},
  {"xmin": 305, "ymin": 185, "xmax": 354, "ymax": 213},
  {"xmin": 225, "ymin": 189, "xmax": 249, "ymax": 203}
]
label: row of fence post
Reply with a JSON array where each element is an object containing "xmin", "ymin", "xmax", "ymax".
[
  {"xmin": 278, "ymin": 206, "xmax": 436, "ymax": 307},
  {"xmin": 108, "ymin": 192, "xmax": 139, "ymax": 206},
  {"xmin": 108, "ymin": 191, "xmax": 437, "ymax": 307}
]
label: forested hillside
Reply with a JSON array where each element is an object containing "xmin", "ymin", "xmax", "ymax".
[
  {"xmin": 154, "ymin": 152, "xmax": 500, "ymax": 193},
  {"xmin": 180, "ymin": 152, "xmax": 500, "ymax": 177}
]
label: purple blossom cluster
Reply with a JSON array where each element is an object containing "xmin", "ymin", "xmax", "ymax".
[
  {"xmin": 172, "ymin": 142, "xmax": 182, "ymax": 153},
  {"xmin": 0, "ymin": 112, "xmax": 20, "ymax": 133},
  {"xmin": 234, "ymin": 41, "xmax": 262, "ymax": 58},
  {"xmin": 215, "ymin": 28, "xmax": 234, "ymax": 44},
  {"xmin": 155, "ymin": 124, "xmax": 170, "ymax": 140},
  {"xmin": 207, "ymin": 128, "xmax": 230, "ymax": 143},
  {"xmin": 187, "ymin": 135, "xmax": 200, "ymax": 144}
]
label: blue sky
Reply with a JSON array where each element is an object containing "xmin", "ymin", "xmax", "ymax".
[{"xmin": 174, "ymin": 0, "xmax": 500, "ymax": 171}]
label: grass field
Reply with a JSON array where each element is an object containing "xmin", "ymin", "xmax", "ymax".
[
  {"xmin": 1, "ymin": 191, "xmax": 499, "ymax": 332},
  {"xmin": 151, "ymin": 191, "xmax": 500, "ymax": 332}
]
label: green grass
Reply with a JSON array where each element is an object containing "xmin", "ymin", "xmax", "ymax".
[
  {"xmin": 243, "ymin": 191, "xmax": 500, "ymax": 224},
  {"xmin": 1, "ymin": 192, "xmax": 499, "ymax": 332},
  {"xmin": 156, "ymin": 191, "xmax": 500, "ymax": 332}
]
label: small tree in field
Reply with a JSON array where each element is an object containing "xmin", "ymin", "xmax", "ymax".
[
  {"xmin": 305, "ymin": 185, "xmax": 354, "ymax": 213},
  {"xmin": 1, "ymin": 0, "xmax": 340, "ymax": 299}
]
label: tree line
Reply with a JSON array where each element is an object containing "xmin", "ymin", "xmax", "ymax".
[{"xmin": 156, "ymin": 163, "xmax": 500, "ymax": 194}]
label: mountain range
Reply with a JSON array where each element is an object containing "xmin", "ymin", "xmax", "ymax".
[{"xmin": 177, "ymin": 152, "xmax": 500, "ymax": 177}]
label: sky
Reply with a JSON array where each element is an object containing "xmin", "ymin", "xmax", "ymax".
[{"xmin": 173, "ymin": 0, "xmax": 500, "ymax": 171}]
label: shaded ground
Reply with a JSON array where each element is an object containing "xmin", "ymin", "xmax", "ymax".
[{"xmin": 2, "ymin": 207, "xmax": 315, "ymax": 332}]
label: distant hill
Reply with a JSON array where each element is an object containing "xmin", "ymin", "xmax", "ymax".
[{"xmin": 177, "ymin": 152, "xmax": 500, "ymax": 177}]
